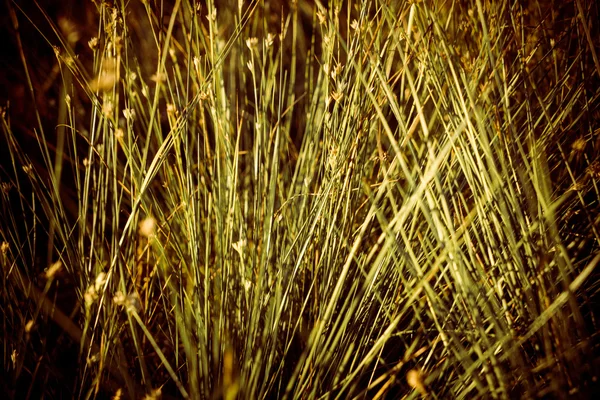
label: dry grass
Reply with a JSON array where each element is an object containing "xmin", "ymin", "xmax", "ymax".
[{"xmin": 1, "ymin": 0, "xmax": 600, "ymax": 398}]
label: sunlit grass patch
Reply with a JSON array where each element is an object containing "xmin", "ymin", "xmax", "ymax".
[{"xmin": 1, "ymin": 0, "xmax": 599, "ymax": 398}]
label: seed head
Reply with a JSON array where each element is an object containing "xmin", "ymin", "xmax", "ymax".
[
  {"xmin": 45, "ymin": 260, "xmax": 63, "ymax": 279},
  {"xmin": 139, "ymin": 216, "xmax": 157, "ymax": 238},
  {"xmin": 407, "ymin": 368, "xmax": 427, "ymax": 396}
]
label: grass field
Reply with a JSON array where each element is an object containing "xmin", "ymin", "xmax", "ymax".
[{"xmin": 1, "ymin": 0, "xmax": 600, "ymax": 398}]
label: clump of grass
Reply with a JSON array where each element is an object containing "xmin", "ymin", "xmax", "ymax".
[{"xmin": 2, "ymin": 0, "xmax": 600, "ymax": 398}]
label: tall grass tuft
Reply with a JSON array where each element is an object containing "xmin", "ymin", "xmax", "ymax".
[{"xmin": 1, "ymin": 0, "xmax": 600, "ymax": 398}]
